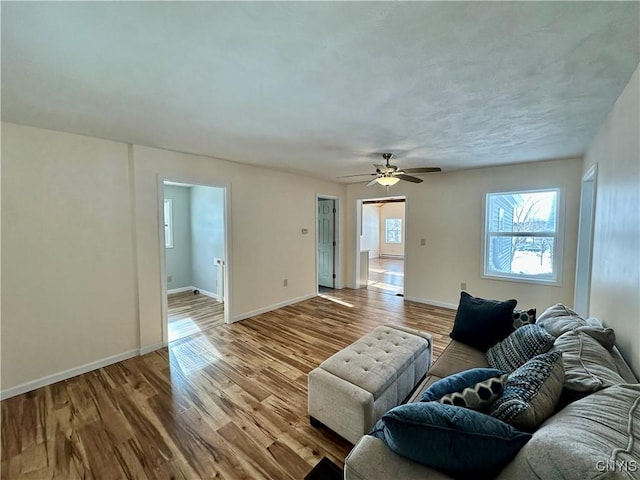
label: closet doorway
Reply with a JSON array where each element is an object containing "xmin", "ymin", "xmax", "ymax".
[
  {"xmin": 360, "ymin": 197, "xmax": 406, "ymax": 296},
  {"xmin": 162, "ymin": 181, "xmax": 228, "ymax": 343}
]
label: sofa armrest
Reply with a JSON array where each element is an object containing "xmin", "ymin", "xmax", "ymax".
[{"xmin": 345, "ymin": 435, "xmax": 454, "ymax": 480}]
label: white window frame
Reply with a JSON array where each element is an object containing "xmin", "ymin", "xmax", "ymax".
[
  {"xmin": 164, "ymin": 199, "xmax": 174, "ymax": 249},
  {"xmin": 482, "ymin": 188, "xmax": 563, "ymax": 285},
  {"xmin": 385, "ymin": 218, "xmax": 402, "ymax": 244}
]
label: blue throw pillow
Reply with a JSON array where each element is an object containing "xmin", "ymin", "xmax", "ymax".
[
  {"xmin": 421, "ymin": 368, "xmax": 505, "ymax": 402},
  {"xmin": 449, "ymin": 291, "xmax": 518, "ymax": 351},
  {"xmin": 370, "ymin": 402, "xmax": 531, "ymax": 478}
]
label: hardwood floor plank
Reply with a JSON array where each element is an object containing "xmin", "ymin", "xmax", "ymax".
[{"xmin": 1, "ymin": 289, "xmax": 455, "ymax": 479}]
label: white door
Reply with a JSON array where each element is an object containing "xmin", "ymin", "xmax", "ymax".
[
  {"xmin": 574, "ymin": 165, "xmax": 597, "ymax": 317},
  {"xmin": 318, "ymin": 199, "xmax": 335, "ymax": 288}
]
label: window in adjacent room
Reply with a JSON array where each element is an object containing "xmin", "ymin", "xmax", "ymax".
[
  {"xmin": 483, "ymin": 189, "xmax": 561, "ymax": 284},
  {"xmin": 385, "ymin": 218, "xmax": 402, "ymax": 244},
  {"xmin": 164, "ymin": 198, "xmax": 174, "ymax": 248}
]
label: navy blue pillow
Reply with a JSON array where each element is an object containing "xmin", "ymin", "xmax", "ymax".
[
  {"xmin": 421, "ymin": 368, "xmax": 505, "ymax": 402},
  {"xmin": 370, "ymin": 403, "xmax": 531, "ymax": 479},
  {"xmin": 449, "ymin": 291, "xmax": 517, "ymax": 351}
]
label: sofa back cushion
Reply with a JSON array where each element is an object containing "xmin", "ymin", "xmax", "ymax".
[
  {"xmin": 553, "ymin": 330, "xmax": 626, "ymax": 393},
  {"xmin": 497, "ymin": 384, "xmax": 640, "ymax": 480}
]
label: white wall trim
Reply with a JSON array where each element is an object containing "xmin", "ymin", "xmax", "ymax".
[
  {"xmin": 231, "ymin": 293, "xmax": 316, "ymax": 323},
  {"xmin": 167, "ymin": 286, "xmax": 194, "ymax": 295},
  {"xmin": 404, "ymin": 295, "xmax": 458, "ymax": 310},
  {"xmin": 0, "ymin": 348, "xmax": 139, "ymax": 400},
  {"xmin": 139, "ymin": 342, "xmax": 164, "ymax": 356},
  {"xmin": 194, "ymin": 287, "xmax": 220, "ymax": 301}
]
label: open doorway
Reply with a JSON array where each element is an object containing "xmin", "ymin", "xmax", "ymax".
[
  {"xmin": 360, "ymin": 197, "xmax": 406, "ymax": 296},
  {"xmin": 162, "ymin": 181, "xmax": 227, "ymax": 343},
  {"xmin": 317, "ymin": 195, "xmax": 339, "ymax": 292},
  {"xmin": 574, "ymin": 165, "xmax": 597, "ymax": 317}
]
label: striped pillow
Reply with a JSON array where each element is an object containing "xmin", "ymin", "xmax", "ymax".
[{"xmin": 487, "ymin": 324, "xmax": 555, "ymax": 373}]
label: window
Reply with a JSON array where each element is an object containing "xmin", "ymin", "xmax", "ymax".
[
  {"xmin": 483, "ymin": 189, "xmax": 561, "ymax": 284},
  {"xmin": 385, "ymin": 218, "xmax": 402, "ymax": 244},
  {"xmin": 164, "ymin": 199, "xmax": 173, "ymax": 248}
]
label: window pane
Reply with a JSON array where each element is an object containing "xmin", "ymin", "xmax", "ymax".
[
  {"xmin": 487, "ymin": 190, "xmax": 557, "ymax": 233},
  {"xmin": 385, "ymin": 218, "xmax": 402, "ymax": 244},
  {"xmin": 487, "ymin": 235, "xmax": 555, "ymax": 277}
]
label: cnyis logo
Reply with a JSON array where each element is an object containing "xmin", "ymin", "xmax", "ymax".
[{"xmin": 595, "ymin": 461, "xmax": 638, "ymax": 473}]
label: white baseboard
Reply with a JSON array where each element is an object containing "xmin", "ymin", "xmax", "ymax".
[
  {"xmin": 194, "ymin": 288, "xmax": 220, "ymax": 302},
  {"xmin": 404, "ymin": 295, "xmax": 457, "ymax": 310},
  {"xmin": 168, "ymin": 286, "xmax": 221, "ymax": 302},
  {"xmin": 139, "ymin": 342, "xmax": 164, "ymax": 356},
  {"xmin": 167, "ymin": 286, "xmax": 194, "ymax": 295},
  {"xmin": 231, "ymin": 293, "xmax": 316, "ymax": 323},
  {"xmin": 0, "ymin": 348, "xmax": 139, "ymax": 400}
]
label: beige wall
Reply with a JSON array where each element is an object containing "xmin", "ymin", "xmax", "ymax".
[
  {"xmin": 347, "ymin": 158, "xmax": 583, "ymax": 310},
  {"xmin": 584, "ymin": 65, "xmax": 639, "ymax": 376},
  {"xmin": 361, "ymin": 204, "xmax": 380, "ymax": 258},
  {"xmin": 1, "ymin": 123, "xmax": 139, "ymax": 392},
  {"xmin": 379, "ymin": 202, "xmax": 406, "ymax": 257},
  {"xmin": 1, "ymin": 123, "xmax": 346, "ymax": 396}
]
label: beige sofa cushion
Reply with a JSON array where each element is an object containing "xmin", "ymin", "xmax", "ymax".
[
  {"xmin": 428, "ymin": 340, "xmax": 489, "ymax": 379},
  {"xmin": 552, "ymin": 330, "xmax": 626, "ymax": 393},
  {"xmin": 498, "ymin": 384, "xmax": 640, "ymax": 480}
]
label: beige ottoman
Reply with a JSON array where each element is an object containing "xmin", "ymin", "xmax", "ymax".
[{"xmin": 308, "ymin": 324, "xmax": 433, "ymax": 444}]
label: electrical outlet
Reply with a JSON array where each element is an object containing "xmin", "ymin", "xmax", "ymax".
[
  {"xmin": 420, "ymin": 238, "xmax": 426, "ymax": 246},
  {"xmin": 284, "ymin": 279, "xmax": 288, "ymax": 287},
  {"xmin": 460, "ymin": 282, "xmax": 467, "ymax": 291},
  {"xmin": 168, "ymin": 275, "xmax": 173, "ymax": 283}
]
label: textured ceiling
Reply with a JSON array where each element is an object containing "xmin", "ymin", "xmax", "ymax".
[{"xmin": 2, "ymin": 2, "xmax": 638, "ymax": 182}]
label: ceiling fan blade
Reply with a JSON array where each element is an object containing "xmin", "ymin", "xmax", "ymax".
[
  {"xmin": 366, "ymin": 178, "xmax": 380, "ymax": 187},
  {"xmin": 396, "ymin": 174, "xmax": 423, "ymax": 183},
  {"xmin": 337, "ymin": 173, "xmax": 376, "ymax": 178},
  {"xmin": 402, "ymin": 167, "xmax": 442, "ymax": 174}
]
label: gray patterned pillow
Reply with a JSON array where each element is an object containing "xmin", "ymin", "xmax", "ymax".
[
  {"xmin": 487, "ymin": 324, "xmax": 555, "ymax": 373},
  {"xmin": 490, "ymin": 351, "xmax": 564, "ymax": 430},
  {"xmin": 513, "ymin": 308, "xmax": 536, "ymax": 329},
  {"xmin": 439, "ymin": 374, "xmax": 508, "ymax": 410}
]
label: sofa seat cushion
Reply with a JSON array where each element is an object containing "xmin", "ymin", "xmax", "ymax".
[
  {"xmin": 498, "ymin": 384, "xmax": 640, "ymax": 480},
  {"xmin": 319, "ymin": 325, "xmax": 430, "ymax": 399},
  {"xmin": 428, "ymin": 340, "xmax": 490, "ymax": 379}
]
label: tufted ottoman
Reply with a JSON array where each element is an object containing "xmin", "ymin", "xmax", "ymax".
[{"xmin": 308, "ymin": 324, "xmax": 433, "ymax": 444}]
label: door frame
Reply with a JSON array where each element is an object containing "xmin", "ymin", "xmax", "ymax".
[
  {"xmin": 316, "ymin": 194, "xmax": 341, "ymax": 293},
  {"xmin": 157, "ymin": 175, "xmax": 232, "ymax": 346},
  {"xmin": 574, "ymin": 164, "xmax": 598, "ymax": 317},
  {"xmin": 354, "ymin": 195, "xmax": 408, "ymax": 293}
]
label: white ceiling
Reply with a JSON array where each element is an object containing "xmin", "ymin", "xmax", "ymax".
[{"xmin": 2, "ymin": 2, "xmax": 638, "ymax": 183}]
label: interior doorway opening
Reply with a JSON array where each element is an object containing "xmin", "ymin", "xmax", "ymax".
[
  {"xmin": 161, "ymin": 180, "xmax": 228, "ymax": 343},
  {"xmin": 360, "ymin": 197, "xmax": 406, "ymax": 296},
  {"xmin": 574, "ymin": 165, "xmax": 598, "ymax": 317},
  {"xmin": 317, "ymin": 195, "xmax": 339, "ymax": 292}
]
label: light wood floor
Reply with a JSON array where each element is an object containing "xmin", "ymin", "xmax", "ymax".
[
  {"xmin": 168, "ymin": 291, "xmax": 225, "ymax": 342},
  {"xmin": 367, "ymin": 257, "xmax": 404, "ymax": 296},
  {"xmin": 1, "ymin": 289, "xmax": 455, "ymax": 480}
]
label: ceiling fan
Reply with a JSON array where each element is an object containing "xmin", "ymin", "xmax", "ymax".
[{"xmin": 339, "ymin": 153, "xmax": 441, "ymax": 186}]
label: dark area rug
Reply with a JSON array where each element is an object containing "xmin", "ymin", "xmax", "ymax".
[{"xmin": 304, "ymin": 457, "xmax": 343, "ymax": 480}]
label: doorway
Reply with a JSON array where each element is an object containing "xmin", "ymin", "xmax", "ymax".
[
  {"xmin": 317, "ymin": 196, "xmax": 339, "ymax": 291},
  {"xmin": 574, "ymin": 165, "xmax": 597, "ymax": 317},
  {"xmin": 161, "ymin": 180, "xmax": 228, "ymax": 343},
  {"xmin": 360, "ymin": 197, "xmax": 406, "ymax": 296}
]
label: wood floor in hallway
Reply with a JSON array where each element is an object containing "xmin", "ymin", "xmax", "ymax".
[
  {"xmin": 168, "ymin": 291, "xmax": 225, "ymax": 342},
  {"xmin": 1, "ymin": 289, "xmax": 455, "ymax": 480},
  {"xmin": 367, "ymin": 256, "xmax": 404, "ymax": 296}
]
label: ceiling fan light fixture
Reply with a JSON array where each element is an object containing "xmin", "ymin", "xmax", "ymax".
[{"xmin": 376, "ymin": 176, "xmax": 400, "ymax": 186}]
